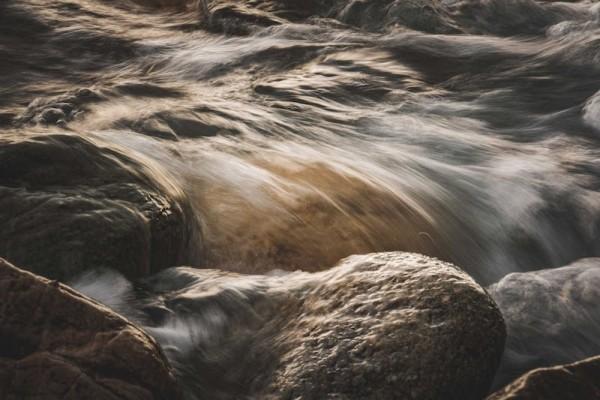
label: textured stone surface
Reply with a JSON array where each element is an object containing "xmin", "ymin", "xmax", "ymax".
[
  {"xmin": 16, "ymin": 88, "xmax": 103, "ymax": 126},
  {"xmin": 0, "ymin": 133, "xmax": 200, "ymax": 280},
  {"xmin": 488, "ymin": 258, "xmax": 600, "ymax": 389},
  {"xmin": 0, "ymin": 258, "xmax": 182, "ymax": 400},
  {"xmin": 487, "ymin": 355, "xmax": 600, "ymax": 400},
  {"xmin": 137, "ymin": 252, "xmax": 506, "ymax": 400}
]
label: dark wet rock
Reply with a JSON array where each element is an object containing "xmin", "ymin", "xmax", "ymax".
[
  {"xmin": 114, "ymin": 82, "xmax": 185, "ymax": 98},
  {"xmin": 207, "ymin": 3, "xmax": 284, "ymax": 34},
  {"xmin": 75, "ymin": 88, "xmax": 101, "ymax": 100},
  {"xmin": 39, "ymin": 107, "xmax": 66, "ymax": 124},
  {"xmin": 120, "ymin": 109, "xmax": 240, "ymax": 140},
  {"xmin": 488, "ymin": 258, "xmax": 600, "ymax": 389},
  {"xmin": 447, "ymin": 0, "xmax": 583, "ymax": 36},
  {"xmin": 17, "ymin": 87, "xmax": 104, "ymax": 126},
  {"xmin": 0, "ymin": 258, "xmax": 182, "ymax": 400},
  {"xmin": 336, "ymin": 0, "xmax": 461, "ymax": 33},
  {"xmin": 0, "ymin": 133, "xmax": 199, "ymax": 281},
  {"xmin": 487, "ymin": 355, "xmax": 600, "ymax": 400},
  {"xmin": 140, "ymin": 252, "xmax": 505, "ymax": 400},
  {"xmin": 124, "ymin": 117, "xmax": 180, "ymax": 141}
]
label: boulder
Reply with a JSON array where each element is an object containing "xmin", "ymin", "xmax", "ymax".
[
  {"xmin": 133, "ymin": 252, "xmax": 506, "ymax": 400},
  {"xmin": 487, "ymin": 258, "xmax": 600, "ymax": 389},
  {"xmin": 487, "ymin": 355, "xmax": 600, "ymax": 400},
  {"xmin": 0, "ymin": 133, "xmax": 200, "ymax": 281},
  {"xmin": 0, "ymin": 258, "xmax": 182, "ymax": 400}
]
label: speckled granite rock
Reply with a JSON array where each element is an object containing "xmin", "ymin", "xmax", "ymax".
[
  {"xmin": 487, "ymin": 355, "xmax": 600, "ymax": 400},
  {"xmin": 0, "ymin": 133, "xmax": 200, "ymax": 280},
  {"xmin": 137, "ymin": 252, "xmax": 506, "ymax": 400},
  {"xmin": 0, "ymin": 258, "xmax": 182, "ymax": 400}
]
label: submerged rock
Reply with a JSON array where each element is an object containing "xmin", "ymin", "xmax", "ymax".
[
  {"xmin": 336, "ymin": 0, "xmax": 461, "ymax": 33},
  {"xmin": 118, "ymin": 108, "xmax": 241, "ymax": 140},
  {"xmin": 0, "ymin": 258, "xmax": 182, "ymax": 400},
  {"xmin": 0, "ymin": 133, "xmax": 200, "ymax": 280},
  {"xmin": 132, "ymin": 252, "xmax": 505, "ymax": 400},
  {"xmin": 487, "ymin": 355, "xmax": 600, "ymax": 400},
  {"xmin": 16, "ymin": 88, "xmax": 104, "ymax": 127},
  {"xmin": 488, "ymin": 258, "xmax": 600, "ymax": 389}
]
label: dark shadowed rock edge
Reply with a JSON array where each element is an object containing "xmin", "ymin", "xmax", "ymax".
[
  {"xmin": 0, "ymin": 258, "xmax": 182, "ymax": 400},
  {"xmin": 487, "ymin": 355, "xmax": 600, "ymax": 400},
  {"xmin": 0, "ymin": 133, "xmax": 201, "ymax": 281}
]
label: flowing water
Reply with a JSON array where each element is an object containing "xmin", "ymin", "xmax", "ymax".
[{"xmin": 3, "ymin": 0, "xmax": 600, "ymax": 397}]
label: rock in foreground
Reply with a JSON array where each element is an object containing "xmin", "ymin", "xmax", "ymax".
[
  {"xmin": 135, "ymin": 252, "xmax": 505, "ymax": 400},
  {"xmin": 488, "ymin": 258, "xmax": 600, "ymax": 389},
  {"xmin": 0, "ymin": 258, "xmax": 181, "ymax": 400},
  {"xmin": 487, "ymin": 355, "xmax": 600, "ymax": 400}
]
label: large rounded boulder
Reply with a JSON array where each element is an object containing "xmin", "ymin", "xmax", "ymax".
[
  {"xmin": 0, "ymin": 258, "xmax": 182, "ymax": 400},
  {"xmin": 130, "ymin": 252, "xmax": 506, "ymax": 400},
  {"xmin": 0, "ymin": 132, "xmax": 200, "ymax": 280}
]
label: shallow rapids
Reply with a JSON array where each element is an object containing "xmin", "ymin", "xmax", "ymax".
[{"xmin": 3, "ymin": 0, "xmax": 600, "ymax": 397}]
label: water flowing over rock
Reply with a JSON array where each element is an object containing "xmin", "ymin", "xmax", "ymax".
[
  {"xmin": 487, "ymin": 355, "xmax": 600, "ymax": 400},
  {"xmin": 0, "ymin": 258, "xmax": 182, "ymax": 400},
  {"xmin": 92, "ymin": 252, "xmax": 506, "ymax": 400},
  {"xmin": 3, "ymin": 0, "xmax": 600, "ymax": 283},
  {"xmin": 133, "ymin": 0, "xmax": 586, "ymax": 35},
  {"xmin": 0, "ymin": 133, "xmax": 200, "ymax": 281},
  {"xmin": 488, "ymin": 258, "xmax": 600, "ymax": 390},
  {"xmin": 3, "ymin": 0, "xmax": 600, "ymax": 396}
]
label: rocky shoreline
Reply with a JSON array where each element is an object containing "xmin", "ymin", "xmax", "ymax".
[
  {"xmin": 0, "ymin": 258, "xmax": 181, "ymax": 400},
  {"xmin": 3, "ymin": 0, "xmax": 600, "ymax": 398},
  {"xmin": 0, "ymin": 133, "xmax": 598, "ymax": 398},
  {"xmin": 3, "ymin": 247, "xmax": 598, "ymax": 399},
  {"xmin": 1, "ymin": 253, "xmax": 507, "ymax": 399}
]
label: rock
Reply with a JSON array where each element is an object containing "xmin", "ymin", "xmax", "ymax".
[
  {"xmin": 487, "ymin": 258, "xmax": 600, "ymax": 389},
  {"xmin": 16, "ymin": 87, "xmax": 104, "ymax": 126},
  {"xmin": 337, "ymin": 0, "xmax": 461, "ymax": 33},
  {"xmin": 114, "ymin": 82, "xmax": 184, "ymax": 99},
  {"xmin": 116, "ymin": 108, "xmax": 241, "ymax": 140},
  {"xmin": 0, "ymin": 133, "xmax": 200, "ymax": 280},
  {"xmin": 207, "ymin": 4, "xmax": 284, "ymax": 34},
  {"xmin": 0, "ymin": 258, "xmax": 182, "ymax": 400},
  {"xmin": 487, "ymin": 355, "xmax": 600, "ymax": 400},
  {"xmin": 38, "ymin": 107, "xmax": 66, "ymax": 124},
  {"xmin": 178, "ymin": 0, "xmax": 463, "ymax": 33},
  {"xmin": 446, "ymin": 0, "xmax": 580, "ymax": 37},
  {"xmin": 134, "ymin": 252, "xmax": 505, "ymax": 400}
]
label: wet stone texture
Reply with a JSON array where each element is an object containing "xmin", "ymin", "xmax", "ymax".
[
  {"xmin": 0, "ymin": 133, "xmax": 199, "ymax": 281},
  {"xmin": 142, "ymin": 252, "xmax": 506, "ymax": 400},
  {"xmin": 0, "ymin": 258, "xmax": 182, "ymax": 400},
  {"xmin": 15, "ymin": 88, "xmax": 103, "ymax": 127}
]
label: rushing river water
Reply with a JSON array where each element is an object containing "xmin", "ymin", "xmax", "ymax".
[{"xmin": 3, "ymin": 0, "xmax": 600, "ymax": 397}]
